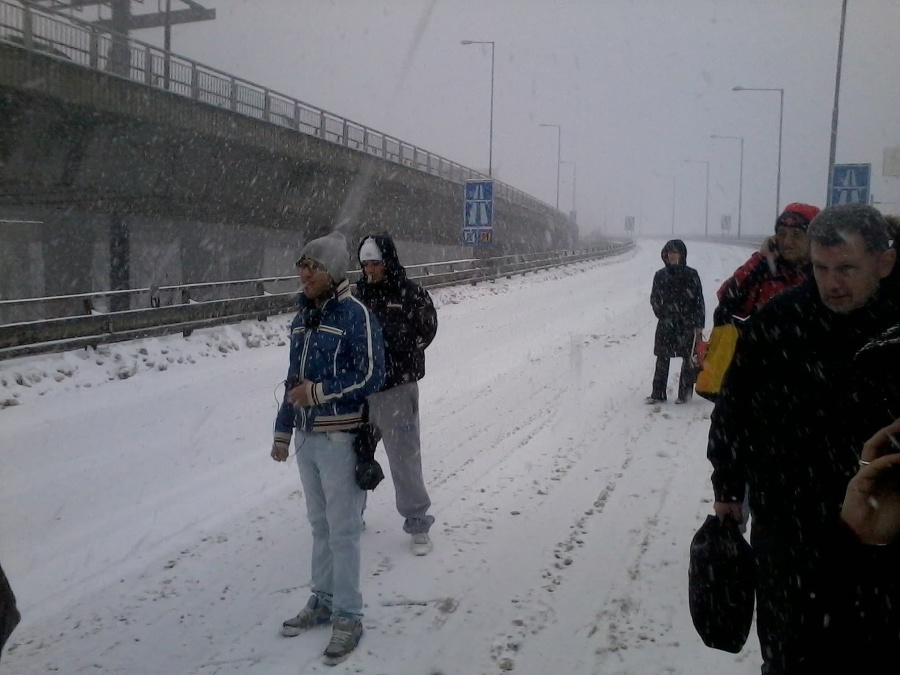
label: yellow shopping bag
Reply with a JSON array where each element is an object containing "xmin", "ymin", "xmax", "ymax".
[{"xmin": 695, "ymin": 324, "xmax": 739, "ymax": 402}]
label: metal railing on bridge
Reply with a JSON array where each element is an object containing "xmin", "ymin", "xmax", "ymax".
[
  {"xmin": 0, "ymin": 242, "xmax": 633, "ymax": 361},
  {"xmin": 0, "ymin": 0, "xmax": 553, "ymax": 214}
]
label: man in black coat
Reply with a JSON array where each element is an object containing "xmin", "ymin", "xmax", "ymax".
[
  {"xmin": 355, "ymin": 233, "xmax": 439, "ymax": 556},
  {"xmin": 647, "ymin": 239, "xmax": 705, "ymax": 404},
  {"xmin": 707, "ymin": 204, "xmax": 899, "ymax": 674},
  {"xmin": 0, "ymin": 562, "xmax": 19, "ymax": 663},
  {"xmin": 796, "ymin": 325, "xmax": 900, "ymax": 674}
]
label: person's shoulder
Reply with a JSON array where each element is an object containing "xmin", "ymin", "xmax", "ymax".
[
  {"xmin": 402, "ymin": 277, "xmax": 430, "ymax": 297},
  {"xmin": 760, "ymin": 277, "xmax": 816, "ymax": 314},
  {"xmin": 744, "ymin": 279, "xmax": 818, "ymax": 335}
]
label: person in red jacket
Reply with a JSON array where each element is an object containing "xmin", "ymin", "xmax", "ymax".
[{"xmin": 713, "ymin": 202, "xmax": 820, "ymax": 326}]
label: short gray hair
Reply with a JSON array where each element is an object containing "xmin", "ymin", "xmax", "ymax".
[{"xmin": 808, "ymin": 203, "xmax": 891, "ymax": 253}]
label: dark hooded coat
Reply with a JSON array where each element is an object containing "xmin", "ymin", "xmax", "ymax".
[
  {"xmin": 0, "ymin": 562, "xmax": 19, "ymax": 662},
  {"xmin": 354, "ymin": 233, "xmax": 438, "ymax": 390},
  {"xmin": 650, "ymin": 240, "xmax": 705, "ymax": 357}
]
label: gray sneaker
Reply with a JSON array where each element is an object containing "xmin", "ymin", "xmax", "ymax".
[
  {"xmin": 281, "ymin": 595, "xmax": 332, "ymax": 637},
  {"xmin": 411, "ymin": 532, "xmax": 433, "ymax": 556},
  {"xmin": 322, "ymin": 616, "xmax": 363, "ymax": 665}
]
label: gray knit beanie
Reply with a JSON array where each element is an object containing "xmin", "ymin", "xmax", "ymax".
[{"xmin": 296, "ymin": 231, "xmax": 350, "ymax": 283}]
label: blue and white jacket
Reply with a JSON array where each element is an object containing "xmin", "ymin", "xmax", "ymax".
[{"xmin": 274, "ymin": 280, "xmax": 384, "ymax": 435}]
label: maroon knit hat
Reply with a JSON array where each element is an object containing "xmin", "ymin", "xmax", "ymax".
[{"xmin": 776, "ymin": 203, "xmax": 820, "ymax": 232}]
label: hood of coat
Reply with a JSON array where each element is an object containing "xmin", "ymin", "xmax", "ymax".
[
  {"xmin": 661, "ymin": 239, "xmax": 688, "ymax": 266},
  {"xmin": 357, "ymin": 232, "xmax": 407, "ymax": 284}
]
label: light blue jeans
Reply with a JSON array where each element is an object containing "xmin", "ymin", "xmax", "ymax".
[{"xmin": 295, "ymin": 430, "xmax": 366, "ymax": 619}]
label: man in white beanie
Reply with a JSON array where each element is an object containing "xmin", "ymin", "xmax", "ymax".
[
  {"xmin": 355, "ymin": 233, "xmax": 438, "ymax": 555},
  {"xmin": 270, "ymin": 230, "xmax": 384, "ymax": 665}
]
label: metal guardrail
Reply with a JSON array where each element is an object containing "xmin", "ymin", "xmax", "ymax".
[
  {"xmin": 0, "ymin": 0, "xmax": 553, "ymax": 214},
  {"xmin": 0, "ymin": 243, "xmax": 632, "ymax": 361}
]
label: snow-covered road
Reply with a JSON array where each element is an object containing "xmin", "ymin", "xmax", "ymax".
[{"xmin": 1, "ymin": 239, "xmax": 764, "ymax": 674}]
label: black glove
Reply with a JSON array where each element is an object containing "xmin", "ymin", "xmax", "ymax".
[
  {"xmin": 355, "ymin": 457, "xmax": 385, "ymax": 491},
  {"xmin": 352, "ymin": 424, "xmax": 384, "ymax": 491}
]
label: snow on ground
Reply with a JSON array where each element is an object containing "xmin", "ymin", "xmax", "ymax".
[{"xmin": 1, "ymin": 239, "xmax": 763, "ymax": 674}]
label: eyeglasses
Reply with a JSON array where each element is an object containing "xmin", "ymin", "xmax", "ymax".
[
  {"xmin": 296, "ymin": 258, "xmax": 325, "ymax": 273},
  {"xmin": 361, "ymin": 260, "xmax": 383, "ymax": 267}
]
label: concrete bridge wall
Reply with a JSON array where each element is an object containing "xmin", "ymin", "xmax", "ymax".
[{"xmin": 0, "ymin": 43, "xmax": 576, "ymax": 305}]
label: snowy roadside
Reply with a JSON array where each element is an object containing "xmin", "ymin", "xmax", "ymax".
[
  {"xmin": 0, "ymin": 255, "xmax": 635, "ymax": 411},
  {"xmin": 1, "ymin": 241, "xmax": 763, "ymax": 675}
]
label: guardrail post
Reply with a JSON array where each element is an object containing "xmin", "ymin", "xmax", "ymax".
[
  {"xmin": 150, "ymin": 285, "xmax": 161, "ymax": 308},
  {"xmin": 318, "ymin": 113, "xmax": 326, "ymax": 138},
  {"xmin": 190, "ymin": 62, "xmax": 199, "ymax": 101},
  {"xmin": 341, "ymin": 120, "xmax": 349, "ymax": 147},
  {"xmin": 263, "ymin": 89, "xmax": 271, "ymax": 123},
  {"xmin": 256, "ymin": 281, "xmax": 268, "ymax": 321},
  {"xmin": 88, "ymin": 28, "xmax": 99, "ymax": 69},
  {"xmin": 22, "ymin": 2, "xmax": 33, "ymax": 50},
  {"xmin": 229, "ymin": 77, "xmax": 237, "ymax": 112},
  {"xmin": 144, "ymin": 44, "xmax": 153, "ymax": 85},
  {"xmin": 181, "ymin": 288, "xmax": 193, "ymax": 337}
]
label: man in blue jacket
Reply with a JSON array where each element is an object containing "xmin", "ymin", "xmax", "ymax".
[{"xmin": 270, "ymin": 231, "xmax": 384, "ymax": 666}]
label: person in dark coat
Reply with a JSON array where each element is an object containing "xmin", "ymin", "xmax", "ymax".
[
  {"xmin": 798, "ymin": 323, "xmax": 900, "ymax": 673},
  {"xmin": 647, "ymin": 239, "xmax": 705, "ymax": 404},
  {"xmin": 707, "ymin": 204, "xmax": 899, "ymax": 674},
  {"xmin": 0, "ymin": 562, "xmax": 19, "ymax": 663},
  {"xmin": 354, "ymin": 233, "xmax": 439, "ymax": 556}
]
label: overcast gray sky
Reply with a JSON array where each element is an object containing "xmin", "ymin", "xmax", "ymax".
[{"xmin": 131, "ymin": 0, "xmax": 900, "ymax": 238}]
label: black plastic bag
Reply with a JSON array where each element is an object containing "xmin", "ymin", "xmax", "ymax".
[
  {"xmin": 688, "ymin": 514, "xmax": 755, "ymax": 653},
  {"xmin": 352, "ymin": 424, "xmax": 384, "ymax": 491}
]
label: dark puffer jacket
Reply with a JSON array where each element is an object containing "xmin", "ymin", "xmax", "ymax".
[
  {"xmin": 354, "ymin": 233, "xmax": 438, "ymax": 390},
  {"xmin": 707, "ymin": 277, "xmax": 900, "ymax": 530},
  {"xmin": 650, "ymin": 239, "xmax": 705, "ymax": 357}
]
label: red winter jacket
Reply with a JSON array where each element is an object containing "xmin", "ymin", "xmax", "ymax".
[{"xmin": 713, "ymin": 252, "xmax": 808, "ymax": 325}]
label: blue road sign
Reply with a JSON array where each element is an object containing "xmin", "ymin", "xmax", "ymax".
[
  {"xmin": 463, "ymin": 179, "xmax": 494, "ymax": 247},
  {"xmin": 830, "ymin": 163, "xmax": 871, "ymax": 206}
]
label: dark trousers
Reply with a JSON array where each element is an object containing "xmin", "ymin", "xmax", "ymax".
[
  {"xmin": 651, "ymin": 355, "xmax": 696, "ymax": 400},
  {"xmin": 751, "ymin": 523, "xmax": 820, "ymax": 675}
]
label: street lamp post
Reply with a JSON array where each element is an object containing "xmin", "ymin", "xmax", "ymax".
[
  {"xmin": 827, "ymin": 0, "xmax": 849, "ymax": 205},
  {"xmin": 539, "ymin": 123, "xmax": 562, "ymax": 210},
  {"xmin": 461, "ymin": 40, "xmax": 495, "ymax": 177},
  {"xmin": 560, "ymin": 160, "xmax": 576, "ymax": 217},
  {"xmin": 733, "ymin": 85, "xmax": 784, "ymax": 221},
  {"xmin": 710, "ymin": 134, "xmax": 745, "ymax": 237},
  {"xmin": 684, "ymin": 159, "xmax": 710, "ymax": 237},
  {"xmin": 671, "ymin": 177, "xmax": 676, "ymax": 235}
]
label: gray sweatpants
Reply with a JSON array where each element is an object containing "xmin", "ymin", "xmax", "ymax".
[{"xmin": 367, "ymin": 382, "xmax": 434, "ymax": 534}]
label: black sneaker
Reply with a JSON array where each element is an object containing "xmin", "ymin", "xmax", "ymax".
[
  {"xmin": 644, "ymin": 396, "xmax": 665, "ymax": 404},
  {"xmin": 322, "ymin": 616, "xmax": 363, "ymax": 665},
  {"xmin": 282, "ymin": 595, "xmax": 332, "ymax": 637}
]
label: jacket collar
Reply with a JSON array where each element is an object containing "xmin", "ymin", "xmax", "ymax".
[{"xmin": 299, "ymin": 279, "xmax": 352, "ymax": 311}]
